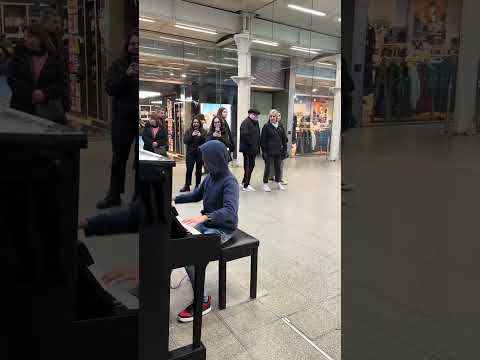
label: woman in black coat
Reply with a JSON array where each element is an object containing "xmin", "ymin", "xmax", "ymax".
[
  {"xmin": 260, "ymin": 109, "xmax": 288, "ymax": 192},
  {"xmin": 179, "ymin": 117, "xmax": 207, "ymax": 192},
  {"xmin": 207, "ymin": 116, "xmax": 232, "ymax": 149},
  {"xmin": 142, "ymin": 112, "xmax": 168, "ymax": 155},
  {"xmin": 215, "ymin": 107, "xmax": 235, "ymax": 158},
  {"xmin": 97, "ymin": 30, "xmax": 139, "ymax": 209},
  {"xmin": 7, "ymin": 24, "xmax": 66, "ymax": 123}
]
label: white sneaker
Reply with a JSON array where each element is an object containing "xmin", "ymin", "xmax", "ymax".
[
  {"xmin": 277, "ymin": 183, "xmax": 286, "ymax": 191},
  {"xmin": 242, "ymin": 187, "xmax": 249, "ymax": 191},
  {"xmin": 263, "ymin": 184, "xmax": 272, "ymax": 192},
  {"xmin": 281, "ymin": 179, "xmax": 288, "ymax": 185},
  {"xmin": 247, "ymin": 185, "xmax": 256, "ymax": 192}
]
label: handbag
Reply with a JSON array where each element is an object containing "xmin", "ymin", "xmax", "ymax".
[{"xmin": 35, "ymin": 98, "xmax": 66, "ymax": 124}]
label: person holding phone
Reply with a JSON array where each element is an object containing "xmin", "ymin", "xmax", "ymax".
[
  {"xmin": 207, "ymin": 116, "xmax": 231, "ymax": 149},
  {"xmin": 97, "ymin": 30, "xmax": 139, "ymax": 210},
  {"xmin": 180, "ymin": 117, "xmax": 207, "ymax": 192}
]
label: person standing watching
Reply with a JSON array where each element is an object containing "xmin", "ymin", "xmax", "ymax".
[
  {"xmin": 215, "ymin": 107, "xmax": 235, "ymax": 160},
  {"xmin": 269, "ymin": 111, "xmax": 288, "ymax": 185},
  {"xmin": 239, "ymin": 108, "xmax": 261, "ymax": 191},
  {"xmin": 142, "ymin": 111, "xmax": 168, "ymax": 156},
  {"xmin": 41, "ymin": 9, "xmax": 70, "ymax": 115},
  {"xmin": 7, "ymin": 24, "xmax": 66, "ymax": 123},
  {"xmin": 180, "ymin": 117, "xmax": 207, "ymax": 192},
  {"xmin": 97, "ymin": 30, "xmax": 139, "ymax": 209},
  {"xmin": 207, "ymin": 116, "xmax": 231, "ymax": 149},
  {"xmin": 261, "ymin": 109, "xmax": 288, "ymax": 192}
]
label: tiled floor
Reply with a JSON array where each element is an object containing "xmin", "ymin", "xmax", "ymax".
[{"xmin": 79, "ymin": 140, "xmax": 341, "ymax": 360}]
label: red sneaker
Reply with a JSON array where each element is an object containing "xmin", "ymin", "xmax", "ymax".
[{"xmin": 177, "ymin": 296, "xmax": 212, "ymax": 323}]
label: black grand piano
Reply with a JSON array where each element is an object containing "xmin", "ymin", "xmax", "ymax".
[
  {"xmin": 2, "ymin": 104, "xmax": 220, "ymax": 360},
  {"xmin": 139, "ymin": 148, "xmax": 221, "ymax": 360}
]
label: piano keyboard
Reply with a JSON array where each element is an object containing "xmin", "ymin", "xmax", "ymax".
[
  {"xmin": 176, "ymin": 215, "xmax": 201, "ymax": 235},
  {"xmin": 88, "ymin": 264, "xmax": 139, "ymax": 310}
]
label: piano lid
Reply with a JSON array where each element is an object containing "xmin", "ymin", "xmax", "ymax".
[
  {"xmin": 139, "ymin": 149, "xmax": 175, "ymax": 168},
  {"xmin": 0, "ymin": 106, "xmax": 87, "ymax": 148}
]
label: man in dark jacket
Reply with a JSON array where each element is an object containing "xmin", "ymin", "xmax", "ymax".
[
  {"xmin": 180, "ymin": 117, "xmax": 207, "ymax": 192},
  {"xmin": 260, "ymin": 110, "xmax": 288, "ymax": 192},
  {"xmin": 239, "ymin": 108, "xmax": 261, "ymax": 191},
  {"xmin": 173, "ymin": 140, "xmax": 239, "ymax": 322},
  {"xmin": 41, "ymin": 10, "xmax": 71, "ymax": 113},
  {"xmin": 97, "ymin": 31, "xmax": 139, "ymax": 209}
]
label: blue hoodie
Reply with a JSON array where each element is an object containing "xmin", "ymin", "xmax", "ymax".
[{"xmin": 174, "ymin": 140, "xmax": 239, "ymax": 232}]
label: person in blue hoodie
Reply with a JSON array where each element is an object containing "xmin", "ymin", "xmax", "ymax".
[{"xmin": 173, "ymin": 139, "xmax": 239, "ymax": 322}]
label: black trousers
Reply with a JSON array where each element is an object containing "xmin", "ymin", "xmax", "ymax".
[
  {"xmin": 242, "ymin": 153, "xmax": 256, "ymax": 187},
  {"xmin": 263, "ymin": 155, "xmax": 281, "ymax": 183},
  {"xmin": 185, "ymin": 151, "xmax": 203, "ymax": 187},
  {"xmin": 110, "ymin": 127, "xmax": 136, "ymax": 197}
]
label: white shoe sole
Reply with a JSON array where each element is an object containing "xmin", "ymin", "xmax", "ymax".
[{"xmin": 177, "ymin": 306, "xmax": 212, "ymax": 323}]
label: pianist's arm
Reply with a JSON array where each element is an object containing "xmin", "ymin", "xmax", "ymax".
[
  {"xmin": 83, "ymin": 202, "xmax": 140, "ymax": 237},
  {"xmin": 202, "ymin": 177, "xmax": 239, "ymax": 230},
  {"xmin": 174, "ymin": 181, "xmax": 205, "ymax": 204}
]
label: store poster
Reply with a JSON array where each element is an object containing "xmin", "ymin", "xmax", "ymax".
[
  {"xmin": 413, "ymin": 0, "xmax": 447, "ymax": 46},
  {"xmin": 3, "ymin": 5, "xmax": 27, "ymax": 38},
  {"xmin": 200, "ymin": 103, "xmax": 232, "ymax": 129}
]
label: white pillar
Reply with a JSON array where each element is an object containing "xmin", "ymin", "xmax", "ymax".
[
  {"xmin": 329, "ymin": 54, "xmax": 342, "ymax": 161},
  {"xmin": 232, "ymin": 32, "xmax": 252, "ymax": 167},
  {"xmin": 454, "ymin": 0, "xmax": 480, "ymax": 133},
  {"xmin": 286, "ymin": 59, "xmax": 296, "ymax": 154}
]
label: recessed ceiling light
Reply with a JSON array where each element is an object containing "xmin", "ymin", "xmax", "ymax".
[
  {"xmin": 287, "ymin": 4, "xmax": 326, "ymax": 17},
  {"xmin": 158, "ymin": 36, "xmax": 197, "ymax": 45},
  {"xmin": 252, "ymin": 39, "xmax": 279, "ymax": 47},
  {"xmin": 185, "ymin": 52, "xmax": 196, "ymax": 56},
  {"xmin": 337, "ymin": 17, "xmax": 341, "ymax": 22},
  {"xmin": 312, "ymin": 88, "xmax": 318, "ymax": 92},
  {"xmin": 170, "ymin": 72, "xmax": 174, "ymax": 76},
  {"xmin": 290, "ymin": 46, "xmax": 320, "ymax": 54},
  {"xmin": 317, "ymin": 62, "xmax": 335, "ymax": 66},
  {"xmin": 175, "ymin": 23, "xmax": 217, "ymax": 35},
  {"xmin": 140, "ymin": 17, "xmax": 155, "ymax": 23},
  {"xmin": 139, "ymin": 91, "xmax": 161, "ymax": 99},
  {"xmin": 181, "ymin": 73, "xmax": 187, "ymax": 78}
]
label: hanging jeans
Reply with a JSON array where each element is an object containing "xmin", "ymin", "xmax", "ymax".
[
  {"xmin": 263, "ymin": 155, "xmax": 281, "ymax": 183},
  {"xmin": 185, "ymin": 224, "xmax": 235, "ymax": 302},
  {"xmin": 242, "ymin": 153, "xmax": 256, "ymax": 187},
  {"xmin": 185, "ymin": 151, "xmax": 203, "ymax": 187}
]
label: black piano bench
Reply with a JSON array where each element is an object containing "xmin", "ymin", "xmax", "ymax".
[{"xmin": 218, "ymin": 229, "xmax": 259, "ymax": 310}]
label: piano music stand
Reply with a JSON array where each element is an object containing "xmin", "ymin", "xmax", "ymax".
[{"xmin": 139, "ymin": 150, "xmax": 220, "ymax": 360}]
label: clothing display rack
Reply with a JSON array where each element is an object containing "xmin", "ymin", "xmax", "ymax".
[{"xmin": 372, "ymin": 56, "xmax": 456, "ymax": 123}]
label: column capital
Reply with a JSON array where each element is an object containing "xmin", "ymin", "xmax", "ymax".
[{"xmin": 234, "ymin": 33, "xmax": 251, "ymax": 54}]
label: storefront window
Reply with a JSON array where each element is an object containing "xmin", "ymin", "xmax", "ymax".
[
  {"xmin": 363, "ymin": 0, "xmax": 461, "ymax": 124},
  {"xmin": 139, "ymin": 33, "xmax": 237, "ymax": 157},
  {"xmin": 293, "ymin": 63, "xmax": 336, "ymax": 156}
]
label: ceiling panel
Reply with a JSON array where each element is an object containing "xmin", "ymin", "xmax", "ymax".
[{"xmin": 184, "ymin": 0, "xmax": 274, "ymax": 12}]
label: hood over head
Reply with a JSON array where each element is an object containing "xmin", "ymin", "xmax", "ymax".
[{"xmin": 200, "ymin": 140, "xmax": 229, "ymax": 176}]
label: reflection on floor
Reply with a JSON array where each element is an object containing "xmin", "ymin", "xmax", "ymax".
[
  {"xmin": 79, "ymin": 141, "xmax": 340, "ymax": 360},
  {"xmin": 342, "ymin": 124, "xmax": 480, "ymax": 359}
]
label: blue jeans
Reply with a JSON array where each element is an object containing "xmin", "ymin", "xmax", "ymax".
[{"xmin": 185, "ymin": 224, "xmax": 234, "ymax": 302}]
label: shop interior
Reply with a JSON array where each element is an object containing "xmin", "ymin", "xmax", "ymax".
[{"xmin": 362, "ymin": 0, "xmax": 461, "ymax": 124}]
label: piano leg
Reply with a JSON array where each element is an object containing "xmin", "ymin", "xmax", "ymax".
[
  {"xmin": 192, "ymin": 264, "xmax": 207, "ymax": 349},
  {"xmin": 219, "ymin": 258, "xmax": 227, "ymax": 310}
]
